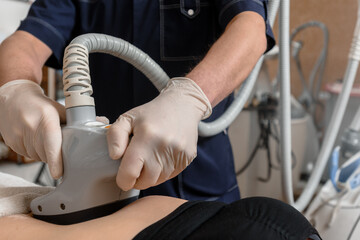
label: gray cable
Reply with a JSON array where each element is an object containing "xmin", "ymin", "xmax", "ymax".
[
  {"xmin": 279, "ymin": 0, "xmax": 294, "ymax": 205},
  {"xmin": 71, "ymin": 34, "xmax": 170, "ymax": 92},
  {"xmin": 290, "ymin": 21, "xmax": 329, "ymax": 115}
]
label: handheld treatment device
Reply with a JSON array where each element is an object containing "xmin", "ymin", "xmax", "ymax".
[
  {"xmin": 29, "ymin": 38, "xmax": 151, "ymax": 224},
  {"xmin": 29, "ymin": 33, "xmax": 191, "ymax": 224},
  {"xmin": 26, "ymin": 0, "xmax": 282, "ymax": 223},
  {"xmin": 28, "ymin": 0, "xmax": 280, "ymax": 222},
  {"xmin": 27, "ymin": 0, "xmax": 280, "ymax": 222}
]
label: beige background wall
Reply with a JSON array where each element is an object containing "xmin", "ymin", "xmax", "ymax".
[{"xmin": 266, "ymin": 0, "xmax": 359, "ymax": 96}]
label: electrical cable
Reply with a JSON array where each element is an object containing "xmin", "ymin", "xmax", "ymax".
[
  {"xmin": 257, "ymin": 119, "xmax": 273, "ymax": 182},
  {"xmin": 270, "ymin": 120, "xmax": 297, "ymax": 170},
  {"xmin": 235, "ymin": 115, "xmax": 275, "ymax": 182},
  {"xmin": 236, "ymin": 94, "xmax": 296, "ymax": 182},
  {"xmin": 290, "ymin": 21, "xmax": 329, "ymax": 129}
]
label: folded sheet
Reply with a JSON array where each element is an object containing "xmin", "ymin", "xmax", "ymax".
[{"xmin": 0, "ymin": 172, "xmax": 54, "ymax": 217}]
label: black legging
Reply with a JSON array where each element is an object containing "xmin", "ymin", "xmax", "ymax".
[{"xmin": 134, "ymin": 197, "xmax": 321, "ymax": 240}]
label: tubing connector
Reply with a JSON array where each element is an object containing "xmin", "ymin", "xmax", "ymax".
[{"xmin": 63, "ymin": 43, "xmax": 95, "ymax": 109}]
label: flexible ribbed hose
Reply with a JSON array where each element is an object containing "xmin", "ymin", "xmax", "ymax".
[
  {"xmin": 63, "ymin": 44, "xmax": 94, "ymax": 108},
  {"xmin": 66, "ymin": 34, "xmax": 169, "ymax": 93}
]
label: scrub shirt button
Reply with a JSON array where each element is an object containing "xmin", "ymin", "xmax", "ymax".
[{"xmin": 187, "ymin": 9, "xmax": 194, "ymax": 16}]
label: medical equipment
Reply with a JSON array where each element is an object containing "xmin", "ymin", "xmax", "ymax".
[
  {"xmin": 30, "ymin": 102, "xmax": 140, "ymax": 224},
  {"xmin": 27, "ymin": 0, "xmax": 281, "ymax": 224},
  {"xmin": 28, "ymin": 0, "xmax": 359, "ymax": 224},
  {"xmin": 305, "ymin": 148, "xmax": 360, "ymax": 239},
  {"xmin": 290, "ymin": 21, "xmax": 329, "ymax": 117},
  {"xmin": 236, "ymin": 94, "xmax": 281, "ymax": 182},
  {"xmin": 304, "ymin": 89, "xmax": 360, "ymax": 238},
  {"xmin": 236, "ymin": 0, "xmax": 360, "ymax": 213},
  {"xmin": 235, "ymin": 94, "xmax": 300, "ymax": 186},
  {"xmin": 287, "ymin": 0, "xmax": 360, "ymax": 211}
]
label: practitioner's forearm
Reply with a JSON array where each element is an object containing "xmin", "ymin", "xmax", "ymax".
[
  {"xmin": 0, "ymin": 31, "xmax": 51, "ymax": 87},
  {"xmin": 187, "ymin": 11, "xmax": 267, "ymax": 107}
]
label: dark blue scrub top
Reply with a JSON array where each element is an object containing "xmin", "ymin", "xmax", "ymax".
[{"xmin": 18, "ymin": 0, "xmax": 275, "ymax": 203}]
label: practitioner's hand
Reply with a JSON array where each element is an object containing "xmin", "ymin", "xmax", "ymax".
[
  {"xmin": 107, "ymin": 77, "xmax": 212, "ymax": 190},
  {"xmin": 0, "ymin": 80, "xmax": 66, "ymax": 178}
]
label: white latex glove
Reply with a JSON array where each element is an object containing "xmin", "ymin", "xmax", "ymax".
[
  {"xmin": 96, "ymin": 116, "xmax": 110, "ymax": 125},
  {"xmin": 107, "ymin": 77, "xmax": 212, "ymax": 191},
  {"xmin": 0, "ymin": 80, "xmax": 66, "ymax": 178}
]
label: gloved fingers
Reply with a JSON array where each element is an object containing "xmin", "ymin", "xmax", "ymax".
[
  {"xmin": 155, "ymin": 153, "xmax": 176, "ymax": 185},
  {"xmin": 107, "ymin": 115, "xmax": 133, "ymax": 160},
  {"xmin": 117, "ymin": 138, "xmax": 163, "ymax": 190},
  {"xmin": 164, "ymin": 150, "xmax": 196, "ymax": 181},
  {"xmin": 43, "ymin": 137, "xmax": 63, "ymax": 179},
  {"xmin": 0, "ymin": 80, "xmax": 65, "ymax": 175},
  {"xmin": 26, "ymin": 143, "xmax": 43, "ymax": 163},
  {"xmin": 132, "ymin": 155, "xmax": 163, "ymax": 190},
  {"xmin": 96, "ymin": 116, "xmax": 110, "ymax": 125},
  {"xmin": 40, "ymin": 118, "xmax": 63, "ymax": 179},
  {"xmin": 154, "ymin": 168, "xmax": 175, "ymax": 187},
  {"xmin": 20, "ymin": 127, "xmax": 42, "ymax": 163},
  {"xmin": 168, "ymin": 168, "xmax": 184, "ymax": 181},
  {"xmin": 8, "ymin": 138, "xmax": 43, "ymax": 164},
  {"xmin": 116, "ymin": 149, "xmax": 144, "ymax": 191},
  {"xmin": 49, "ymin": 99, "xmax": 66, "ymax": 124},
  {"xmin": 9, "ymin": 139, "xmax": 31, "ymax": 160}
]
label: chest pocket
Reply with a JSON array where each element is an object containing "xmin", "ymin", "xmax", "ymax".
[{"xmin": 160, "ymin": 0, "xmax": 218, "ymax": 61}]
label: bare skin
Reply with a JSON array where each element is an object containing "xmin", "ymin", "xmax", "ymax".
[
  {"xmin": 187, "ymin": 11, "xmax": 266, "ymax": 107},
  {"xmin": 0, "ymin": 196, "xmax": 187, "ymax": 240},
  {"xmin": 0, "ymin": 30, "xmax": 51, "ymax": 86},
  {"xmin": 0, "ymin": 195, "xmax": 314, "ymax": 240}
]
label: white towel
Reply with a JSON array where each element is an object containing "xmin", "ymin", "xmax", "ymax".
[{"xmin": 0, "ymin": 172, "xmax": 54, "ymax": 217}]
